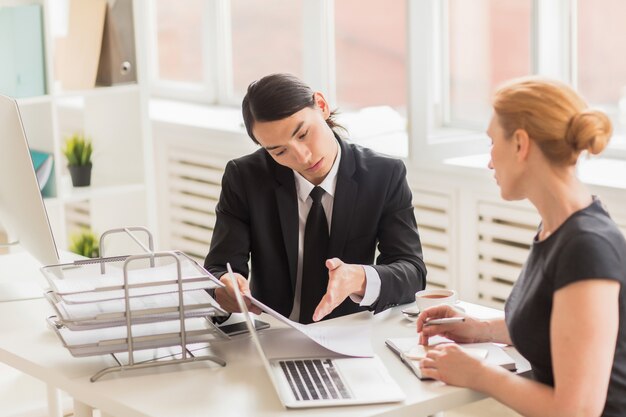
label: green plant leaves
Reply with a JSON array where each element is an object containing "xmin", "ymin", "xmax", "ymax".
[
  {"xmin": 63, "ymin": 133, "xmax": 93, "ymax": 167},
  {"xmin": 69, "ymin": 229, "xmax": 100, "ymax": 258}
]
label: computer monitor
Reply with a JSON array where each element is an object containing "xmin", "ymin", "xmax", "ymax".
[{"xmin": 0, "ymin": 94, "xmax": 59, "ymax": 269}]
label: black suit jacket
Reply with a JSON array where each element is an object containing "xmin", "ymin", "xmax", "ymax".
[{"xmin": 204, "ymin": 137, "xmax": 426, "ymax": 320}]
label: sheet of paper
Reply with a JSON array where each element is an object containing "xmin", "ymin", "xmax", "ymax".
[
  {"xmin": 386, "ymin": 336, "xmax": 516, "ymax": 370},
  {"xmin": 247, "ymin": 295, "xmax": 374, "ymax": 357},
  {"xmin": 47, "ymin": 261, "xmax": 221, "ymax": 303},
  {"xmin": 57, "ymin": 289, "xmax": 223, "ymax": 322},
  {"xmin": 404, "ymin": 344, "xmax": 487, "ymax": 360}
]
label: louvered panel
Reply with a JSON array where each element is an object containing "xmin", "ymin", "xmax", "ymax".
[
  {"xmin": 168, "ymin": 163, "xmax": 224, "ymax": 185},
  {"xmin": 163, "ymin": 144, "xmax": 232, "ymax": 259},
  {"xmin": 170, "ymin": 236, "xmax": 209, "ymax": 263},
  {"xmin": 477, "ymin": 202, "xmax": 536, "ymax": 309},
  {"xmin": 170, "ymin": 193, "xmax": 217, "ymax": 214},
  {"xmin": 476, "ymin": 296, "xmax": 508, "ymax": 310},
  {"xmin": 169, "ymin": 148, "xmax": 230, "ymax": 169},
  {"xmin": 169, "ymin": 178, "xmax": 221, "ymax": 198},
  {"xmin": 413, "ymin": 192, "xmax": 448, "ymax": 211},
  {"xmin": 171, "ymin": 222, "xmax": 212, "ymax": 244},
  {"xmin": 415, "ymin": 210, "xmax": 448, "ymax": 230},
  {"xmin": 422, "ymin": 247, "xmax": 449, "ymax": 268},
  {"xmin": 478, "ymin": 241, "xmax": 530, "ymax": 266},
  {"xmin": 170, "ymin": 207, "xmax": 216, "ymax": 229},
  {"xmin": 479, "ymin": 203, "xmax": 539, "ymax": 227},
  {"xmin": 65, "ymin": 201, "xmax": 91, "ymax": 234},
  {"xmin": 426, "ymin": 267, "xmax": 448, "ymax": 287},
  {"xmin": 478, "ymin": 221, "xmax": 536, "ymax": 244},
  {"xmin": 411, "ymin": 188, "xmax": 452, "ymax": 289},
  {"xmin": 171, "ymin": 192, "xmax": 217, "ymax": 214},
  {"xmin": 478, "ymin": 279, "xmax": 516, "ymax": 301},
  {"xmin": 419, "ymin": 228, "xmax": 449, "ymax": 248},
  {"xmin": 478, "ymin": 260, "xmax": 521, "ymax": 284}
]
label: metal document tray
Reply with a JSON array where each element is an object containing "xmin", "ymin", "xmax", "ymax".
[
  {"xmin": 41, "ymin": 227, "xmax": 229, "ymax": 381},
  {"xmin": 47, "ymin": 315, "xmax": 222, "ymax": 357},
  {"xmin": 45, "ymin": 289, "xmax": 226, "ymax": 330},
  {"xmin": 41, "ymin": 250, "xmax": 220, "ymax": 304}
]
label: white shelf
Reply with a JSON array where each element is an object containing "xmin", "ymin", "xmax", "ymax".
[
  {"xmin": 53, "ymin": 83, "xmax": 140, "ymax": 99},
  {"xmin": 15, "ymin": 95, "xmax": 53, "ymax": 106},
  {"xmin": 51, "ymin": 182, "xmax": 146, "ymax": 204},
  {"xmin": 1, "ymin": 0, "xmax": 154, "ymax": 253}
]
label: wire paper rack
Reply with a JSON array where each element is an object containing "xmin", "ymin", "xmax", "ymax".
[{"xmin": 42, "ymin": 226, "xmax": 229, "ymax": 382}]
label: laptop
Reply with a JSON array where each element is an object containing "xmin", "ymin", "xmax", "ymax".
[{"xmin": 227, "ymin": 263, "xmax": 405, "ymax": 408}]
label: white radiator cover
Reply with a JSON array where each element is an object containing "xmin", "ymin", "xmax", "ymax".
[
  {"xmin": 154, "ymin": 131, "xmax": 626, "ymax": 307},
  {"xmin": 163, "ymin": 145, "xmax": 228, "ymax": 263},
  {"xmin": 476, "ymin": 202, "xmax": 538, "ymax": 309},
  {"xmin": 411, "ymin": 189, "xmax": 453, "ymax": 289}
]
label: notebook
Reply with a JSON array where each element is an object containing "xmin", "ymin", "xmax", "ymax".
[
  {"xmin": 386, "ymin": 336, "xmax": 517, "ymax": 380},
  {"xmin": 227, "ymin": 263, "xmax": 405, "ymax": 408}
]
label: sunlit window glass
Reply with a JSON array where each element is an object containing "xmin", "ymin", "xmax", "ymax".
[
  {"xmin": 335, "ymin": 0, "xmax": 406, "ymax": 113},
  {"xmin": 577, "ymin": 0, "xmax": 626, "ymax": 144},
  {"xmin": 448, "ymin": 0, "xmax": 532, "ymax": 127},
  {"xmin": 155, "ymin": 0, "xmax": 203, "ymax": 83},
  {"xmin": 231, "ymin": 0, "xmax": 302, "ymax": 97}
]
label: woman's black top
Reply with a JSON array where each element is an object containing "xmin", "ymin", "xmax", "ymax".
[{"xmin": 505, "ymin": 199, "xmax": 626, "ymax": 417}]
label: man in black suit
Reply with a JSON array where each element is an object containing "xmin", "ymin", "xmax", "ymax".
[{"xmin": 205, "ymin": 74, "xmax": 426, "ymax": 324}]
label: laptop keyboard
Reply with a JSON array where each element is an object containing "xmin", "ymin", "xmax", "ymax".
[{"xmin": 279, "ymin": 359, "xmax": 352, "ymax": 401}]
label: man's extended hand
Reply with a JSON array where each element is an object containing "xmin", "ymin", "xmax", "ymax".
[
  {"xmin": 312, "ymin": 258, "xmax": 366, "ymax": 322},
  {"xmin": 215, "ymin": 272, "xmax": 263, "ymax": 314}
]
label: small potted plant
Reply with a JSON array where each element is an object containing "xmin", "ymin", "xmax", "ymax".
[
  {"xmin": 68, "ymin": 228, "xmax": 100, "ymax": 258},
  {"xmin": 63, "ymin": 132, "xmax": 93, "ymax": 187}
]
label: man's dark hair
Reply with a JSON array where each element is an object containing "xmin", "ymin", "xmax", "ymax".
[{"xmin": 241, "ymin": 73, "xmax": 343, "ymax": 144}]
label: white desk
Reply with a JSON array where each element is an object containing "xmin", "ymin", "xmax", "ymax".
[{"xmin": 0, "ymin": 294, "xmax": 530, "ymax": 417}]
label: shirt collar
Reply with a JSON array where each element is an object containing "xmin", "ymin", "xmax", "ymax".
[{"xmin": 294, "ymin": 140, "xmax": 341, "ymax": 202}]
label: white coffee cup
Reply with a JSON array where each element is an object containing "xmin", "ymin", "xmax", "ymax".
[{"xmin": 415, "ymin": 288, "xmax": 458, "ymax": 312}]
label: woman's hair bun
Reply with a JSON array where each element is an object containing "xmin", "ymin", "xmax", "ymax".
[{"xmin": 565, "ymin": 110, "xmax": 612, "ymax": 155}]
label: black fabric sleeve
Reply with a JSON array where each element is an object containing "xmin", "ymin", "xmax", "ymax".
[
  {"xmin": 204, "ymin": 160, "xmax": 252, "ymax": 280},
  {"xmin": 554, "ymin": 232, "xmax": 624, "ymax": 291},
  {"xmin": 371, "ymin": 160, "xmax": 427, "ymax": 312}
]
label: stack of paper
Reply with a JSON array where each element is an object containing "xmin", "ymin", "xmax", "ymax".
[{"xmin": 42, "ymin": 251, "xmax": 227, "ymax": 357}]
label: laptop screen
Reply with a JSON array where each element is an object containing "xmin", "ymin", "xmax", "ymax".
[{"xmin": 226, "ymin": 263, "xmax": 278, "ymax": 380}]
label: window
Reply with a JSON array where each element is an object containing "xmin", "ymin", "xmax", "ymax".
[
  {"xmin": 334, "ymin": 0, "xmax": 406, "ymax": 114},
  {"xmin": 577, "ymin": 0, "xmax": 626, "ymax": 146},
  {"xmin": 447, "ymin": 0, "xmax": 532, "ymax": 128},
  {"xmin": 231, "ymin": 0, "xmax": 303, "ymax": 98},
  {"xmin": 147, "ymin": 0, "xmax": 626, "ymax": 162},
  {"xmin": 154, "ymin": 0, "xmax": 204, "ymax": 83}
]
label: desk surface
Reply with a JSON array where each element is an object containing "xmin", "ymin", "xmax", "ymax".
[{"xmin": 0, "ymin": 287, "xmax": 530, "ymax": 417}]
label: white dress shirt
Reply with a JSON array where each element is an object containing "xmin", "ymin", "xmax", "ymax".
[{"xmin": 288, "ymin": 143, "xmax": 382, "ymax": 321}]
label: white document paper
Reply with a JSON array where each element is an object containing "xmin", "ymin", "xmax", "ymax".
[
  {"xmin": 246, "ymin": 295, "xmax": 374, "ymax": 357},
  {"xmin": 385, "ymin": 336, "xmax": 517, "ymax": 379},
  {"xmin": 48, "ymin": 261, "xmax": 220, "ymax": 303}
]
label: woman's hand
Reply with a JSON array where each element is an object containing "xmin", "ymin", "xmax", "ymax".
[
  {"xmin": 419, "ymin": 344, "xmax": 488, "ymax": 388},
  {"xmin": 417, "ymin": 305, "xmax": 488, "ymax": 345}
]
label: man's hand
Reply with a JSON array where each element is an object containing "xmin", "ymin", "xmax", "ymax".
[
  {"xmin": 312, "ymin": 258, "xmax": 366, "ymax": 322},
  {"xmin": 215, "ymin": 272, "xmax": 263, "ymax": 314}
]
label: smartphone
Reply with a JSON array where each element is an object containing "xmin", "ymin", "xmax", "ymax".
[{"xmin": 218, "ymin": 319, "xmax": 270, "ymax": 336}]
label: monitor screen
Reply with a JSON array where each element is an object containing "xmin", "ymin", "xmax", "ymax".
[{"xmin": 0, "ymin": 94, "xmax": 59, "ymax": 267}]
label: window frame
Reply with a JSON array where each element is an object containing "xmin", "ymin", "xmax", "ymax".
[{"xmin": 147, "ymin": 0, "xmax": 626, "ymax": 163}]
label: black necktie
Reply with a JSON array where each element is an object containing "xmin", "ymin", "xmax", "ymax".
[{"xmin": 299, "ymin": 186, "xmax": 330, "ymax": 324}]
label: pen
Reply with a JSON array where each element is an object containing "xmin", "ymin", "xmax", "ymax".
[{"xmin": 424, "ymin": 317, "xmax": 465, "ymax": 326}]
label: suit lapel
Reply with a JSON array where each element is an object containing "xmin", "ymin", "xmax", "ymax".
[
  {"xmin": 329, "ymin": 140, "xmax": 357, "ymax": 257},
  {"xmin": 274, "ymin": 162, "xmax": 299, "ymax": 293}
]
